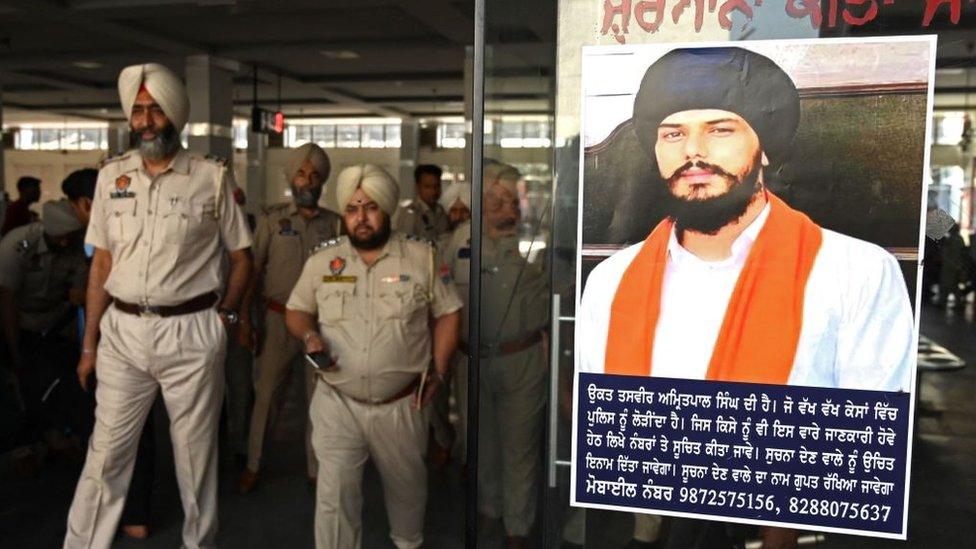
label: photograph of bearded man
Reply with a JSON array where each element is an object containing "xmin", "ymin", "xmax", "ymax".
[{"xmin": 576, "ymin": 46, "xmax": 916, "ymax": 391}]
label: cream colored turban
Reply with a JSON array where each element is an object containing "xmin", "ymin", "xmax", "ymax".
[
  {"xmin": 483, "ymin": 160, "xmax": 520, "ymax": 190},
  {"xmin": 336, "ymin": 164, "xmax": 398, "ymax": 215},
  {"xmin": 440, "ymin": 182, "xmax": 471, "ymax": 209},
  {"xmin": 118, "ymin": 63, "xmax": 190, "ymax": 131},
  {"xmin": 286, "ymin": 143, "xmax": 331, "ymax": 182},
  {"xmin": 42, "ymin": 200, "xmax": 82, "ymax": 236}
]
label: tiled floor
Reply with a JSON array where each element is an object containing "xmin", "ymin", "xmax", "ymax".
[{"xmin": 2, "ymin": 303, "xmax": 974, "ymax": 548}]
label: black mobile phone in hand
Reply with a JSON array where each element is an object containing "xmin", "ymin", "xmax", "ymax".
[{"xmin": 305, "ymin": 351, "xmax": 338, "ymax": 372}]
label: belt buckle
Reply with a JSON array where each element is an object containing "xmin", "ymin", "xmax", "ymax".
[{"xmin": 138, "ymin": 303, "xmax": 160, "ymax": 317}]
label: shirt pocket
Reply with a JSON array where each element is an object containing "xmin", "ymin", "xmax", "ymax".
[
  {"xmin": 161, "ymin": 199, "xmax": 190, "ymax": 245},
  {"xmin": 163, "ymin": 198, "xmax": 217, "ymax": 245},
  {"xmin": 377, "ymin": 282, "xmax": 427, "ymax": 321},
  {"xmin": 107, "ymin": 197, "xmax": 139, "ymax": 244},
  {"xmin": 315, "ymin": 285, "xmax": 352, "ymax": 325},
  {"xmin": 271, "ymin": 230, "xmax": 304, "ymax": 266}
]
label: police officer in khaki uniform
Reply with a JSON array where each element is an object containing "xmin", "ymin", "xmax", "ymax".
[
  {"xmin": 0, "ymin": 200, "xmax": 87, "ymax": 356},
  {"xmin": 393, "ymin": 164, "xmax": 454, "ymax": 464},
  {"xmin": 64, "ymin": 63, "xmax": 252, "ymax": 549},
  {"xmin": 238, "ymin": 143, "xmax": 342, "ymax": 492},
  {"xmin": 0, "ymin": 199, "xmax": 88, "ymax": 469},
  {"xmin": 443, "ymin": 161, "xmax": 548, "ymax": 548},
  {"xmin": 286, "ymin": 164, "xmax": 461, "ymax": 549},
  {"xmin": 392, "ymin": 164, "xmax": 450, "ymax": 241}
]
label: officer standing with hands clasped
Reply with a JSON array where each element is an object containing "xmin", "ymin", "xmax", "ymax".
[
  {"xmin": 285, "ymin": 164, "xmax": 461, "ymax": 549},
  {"xmin": 238, "ymin": 142, "xmax": 342, "ymax": 493},
  {"xmin": 63, "ymin": 63, "xmax": 253, "ymax": 549}
]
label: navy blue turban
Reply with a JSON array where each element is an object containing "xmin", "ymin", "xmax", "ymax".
[{"xmin": 632, "ymin": 47, "xmax": 800, "ymax": 167}]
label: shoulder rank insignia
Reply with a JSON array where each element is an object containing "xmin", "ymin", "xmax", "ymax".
[
  {"xmin": 99, "ymin": 151, "xmax": 128, "ymax": 168},
  {"xmin": 313, "ymin": 236, "xmax": 345, "ymax": 254},
  {"xmin": 110, "ymin": 175, "xmax": 135, "ymax": 199}
]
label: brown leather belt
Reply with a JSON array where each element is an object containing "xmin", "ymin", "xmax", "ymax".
[
  {"xmin": 266, "ymin": 299, "xmax": 286, "ymax": 314},
  {"xmin": 113, "ymin": 292, "xmax": 219, "ymax": 318},
  {"xmin": 459, "ymin": 330, "xmax": 544, "ymax": 358},
  {"xmin": 327, "ymin": 375, "xmax": 421, "ymax": 406}
]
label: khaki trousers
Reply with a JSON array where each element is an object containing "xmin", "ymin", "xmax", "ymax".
[
  {"xmin": 478, "ymin": 342, "xmax": 547, "ymax": 537},
  {"xmin": 64, "ymin": 306, "xmax": 226, "ymax": 549},
  {"xmin": 246, "ymin": 309, "xmax": 317, "ymax": 477},
  {"xmin": 310, "ymin": 380, "xmax": 428, "ymax": 549}
]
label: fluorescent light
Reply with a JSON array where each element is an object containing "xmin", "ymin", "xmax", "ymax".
[{"xmin": 319, "ymin": 50, "xmax": 360, "ymax": 60}]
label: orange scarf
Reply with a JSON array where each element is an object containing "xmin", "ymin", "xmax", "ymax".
[{"xmin": 604, "ymin": 193, "xmax": 822, "ymax": 384}]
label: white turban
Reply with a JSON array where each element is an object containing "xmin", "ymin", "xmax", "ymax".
[
  {"xmin": 286, "ymin": 143, "xmax": 331, "ymax": 182},
  {"xmin": 440, "ymin": 182, "xmax": 471, "ymax": 210},
  {"xmin": 118, "ymin": 63, "xmax": 190, "ymax": 132},
  {"xmin": 42, "ymin": 200, "xmax": 82, "ymax": 236},
  {"xmin": 335, "ymin": 164, "xmax": 398, "ymax": 215}
]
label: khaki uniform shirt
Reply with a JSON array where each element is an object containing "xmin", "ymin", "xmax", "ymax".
[
  {"xmin": 253, "ymin": 202, "xmax": 342, "ymax": 305},
  {"xmin": 393, "ymin": 199, "xmax": 450, "ymax": 241},
  {"xmin": 443, "ymin": 223, "xmax": 548, "ymax": 345},
  {"xmin": 86, "ymin": 149, "xmax": 252, "ymax": 306},
  {"xmin": 287, "ymin": 231, "xmax": 463, "ymax": 402},
  {"xmin": 0, "ymin": 222, "xmax": 88, "ymax": 333}
]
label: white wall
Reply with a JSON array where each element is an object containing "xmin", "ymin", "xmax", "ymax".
[{"xmin": 4, "ymin": 150, "xmax": 105, "ymax": 206}]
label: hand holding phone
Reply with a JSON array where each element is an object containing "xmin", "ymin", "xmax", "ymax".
[{"xmin": 305, "ymin": 351, "xmax": 339, "ymax": 372}]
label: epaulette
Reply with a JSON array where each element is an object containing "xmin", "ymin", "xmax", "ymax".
[
  {"xmin": 99, "ymin": 151, "xmax": 130, "ymax": 168},
  {"xmin": 404, "ymin": 233, "xmax": 435, "ymax": 247},
  {"xmin": 261, "ymin": 202, "xmax": 290, "ymax": 216},
  {"xmin": 204, "ymin": 154, "xmax": 229, "ymax": 167},
  {"xmin": 313, "ymin": 236, "xmax": 346, "ymax": 253}
]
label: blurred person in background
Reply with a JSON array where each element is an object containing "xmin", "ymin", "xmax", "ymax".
[{"xmin": 1, "ymin": 176, "xmax": 42, "ymax": 236}]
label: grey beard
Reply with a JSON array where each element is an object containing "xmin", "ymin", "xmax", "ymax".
[
  {"xmin": 291, "ymin": 184, "xmax": 323, "ymax": 208},
  {"xmin": 131, "ymin": 124, "xmax": 181, "ymax": 160}
]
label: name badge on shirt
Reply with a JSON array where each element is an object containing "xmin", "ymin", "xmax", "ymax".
[
  {"xmin": 381, "ymin": 275, "xmax": 411, "ymax": 283},
  {"xmin": 322, "ymin": 275, "xmax": 357, "ymax": 283}
]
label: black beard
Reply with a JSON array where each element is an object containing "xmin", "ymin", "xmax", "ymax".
[
  {"xmin": 661, "ymin": 156, "xmax": 762, "ymax": 235},
  {"xmin": 348, "ymin": 218, "xmax": 392, "ymax": 250},
  {"xmin": 130, "ymin": 123, "xmax": 180, "ymax": 160}
]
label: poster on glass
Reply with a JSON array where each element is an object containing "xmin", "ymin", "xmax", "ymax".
[{"xmin": 571, "ymin": 35, "xmax": 935, "ymax": 539}]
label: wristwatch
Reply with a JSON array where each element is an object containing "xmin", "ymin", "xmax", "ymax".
[{"xmin": 218, "ymin": 308, "xmax": 240, "ymax": 325}]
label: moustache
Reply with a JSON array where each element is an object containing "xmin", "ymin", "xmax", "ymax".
[{"xmin": 666, "ymin": 160, "xmax": 737, "ymax": 183}]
